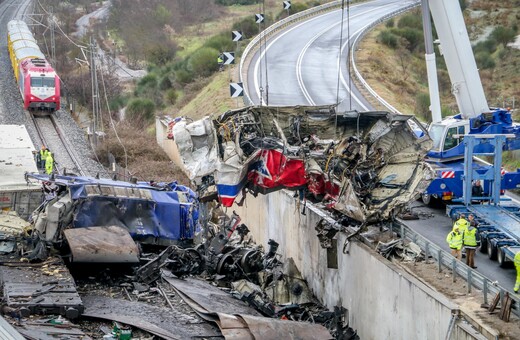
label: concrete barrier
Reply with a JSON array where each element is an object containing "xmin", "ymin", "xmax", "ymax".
[{"xmin": 232, "ymin": 189, "xmax": 490, "ymax": 339}]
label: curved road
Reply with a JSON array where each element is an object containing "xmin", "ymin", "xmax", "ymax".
[
  {"xmin": 245, "ymin": 0, "xmax": 517, "ymax": 291},
  {"xmin": 247, "ymin": 0, "xmax": 417, "ymax": 112}
]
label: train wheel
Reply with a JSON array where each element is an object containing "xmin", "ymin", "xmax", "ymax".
[{"xmin": 487, "ymin": 240, "xmax": 497, "ymax": 260}]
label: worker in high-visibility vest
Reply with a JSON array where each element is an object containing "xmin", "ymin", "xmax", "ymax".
[
  {"xmin": 463, "ymin": 219, "xmax": 480, "ymax": 269},
  {"xmin": 217, "ymin": 53, "xmax": 224, "ymax": 71},
  {"xmin": 453, "ymin": 213, "xmax": 469, "ymax": 235},
  {"xmin": 514, "ymin": 251, "xmax": 520, "ymax": 293},
  {"xmin": 39, "ymin": 145, "xmax": 49, "ymax": 169},
  {"xmin": 446, "ymin": 226, "xmax": 463, "ymax": 260},
  {"xmin": 45, "ymin": 152, "xmax": 54, "ymax": 175}
]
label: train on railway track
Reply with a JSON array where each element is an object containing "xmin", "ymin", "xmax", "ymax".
[{"xmin": 7, "ymin": 20, "xmax": 60, "ymax": 113}]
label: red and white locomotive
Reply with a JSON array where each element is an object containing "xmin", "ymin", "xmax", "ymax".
[{"xmin": 7, "ymin": 20, "xmax": 60, "ymax": 113}]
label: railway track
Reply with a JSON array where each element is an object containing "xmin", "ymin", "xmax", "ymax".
[{"xmin": 32, "ymin": 114, "xmax": 86, "ymax": 176}]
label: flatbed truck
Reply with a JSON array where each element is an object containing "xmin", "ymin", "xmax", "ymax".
[{"xmin": 446, "ymin": 135, "xmax": 520, "ymax": 268}]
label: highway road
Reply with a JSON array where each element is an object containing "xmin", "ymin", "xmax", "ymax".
[
  {"xmin": 247, "ymin": 0, "xmax": 417, "ymax": 111},
  {"xmin": 245, "ymin": 0, "xmax": 519, "ymax": 292}
]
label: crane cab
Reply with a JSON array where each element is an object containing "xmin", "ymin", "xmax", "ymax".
[{"xmin": 427, "ymin": 116, "xmax": 468, "ymax": 161}]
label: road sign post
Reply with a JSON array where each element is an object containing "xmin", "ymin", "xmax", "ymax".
[
  {"xmin": 230, "ymin": 82, "xmax": 244, "ymax": 98},
  {"xmin": 283, "ymin": 1, "xmax": 291, "ymax": 15}
]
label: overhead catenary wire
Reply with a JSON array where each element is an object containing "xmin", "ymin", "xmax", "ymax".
[{"xmin": 36, "ymin": 0, "xmax": 87, "ymax": 49}]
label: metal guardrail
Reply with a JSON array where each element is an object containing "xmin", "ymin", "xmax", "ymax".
[
  {"xmin": 394, "ymin": 220, "xmax": 519, "ymax": 317},
  {"xmin": 350, "ymin": 1, "xmax": 420, "ymax": 114},
  {"xmin": 239, "ymin": 0, "xmax": 344, "ymax": 106}
]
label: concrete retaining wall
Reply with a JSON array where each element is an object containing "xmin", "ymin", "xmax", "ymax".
[{"xmin": 232, "ymin": 189, "xmax": 474, "ymax": 339}]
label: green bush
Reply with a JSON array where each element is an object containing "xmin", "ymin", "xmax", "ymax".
[
  {"xmin": 165, "ymin": 89, "xmax": 178, "ymax": 105},
  {"xmin": 391, "ymin": 27, "xmax": 422, "ymax": 52},
  {"xmin": 204, "ymin": 33, "xmax": 234, "ymax": 53},
  {"xmin": 232, "ymin": 17, "xmax": 257, "ymax": 40},
  {"xmin": 189, "ymin": 47, "xmax": 220, "ymax": 77},
  {"xmin": 386, "ymin": 18, "xmax": 394, "ymax": 28},
  {"xmin": 126, "ymin": 98, "xmax": 156, "ymax": 122},
  {"xmin": 137, "ymin": 74, "xmax": 158, "ymax": 89},
  {"xmin": 108, "ymin": 95, "xmax": 129, "ymax": 112},
  {"xmin": 473, "ymin": 40, "xmax": 497, "ymax": 54},
  {"xmin": 397, "ymin": 14, "xmax": 422, "ymax": 30},
  {"xmin": 159, "ymin": 76, "xmax": 172, "ymax": 91},
  {"xmin": 175, "ymin": 68, "xmax": 194, "ymax": 84},
  {"xmin": 277, "ymin": 3, "xmax": 309, "ymax": 19},
  {"xmin": 378, "ymin": 30, "xmax": 398, "ymax": 48},
  {"xmin": 490, "ymin": 26, "xmax": 516, "ymax": 46},
  {"xmin": 146, "ymin": 42, "xmax": 178, "ymax": 66},
  {"xmin": 475, "ymin": 51, "xmax": 495, "ymax": 69},
  {"xmin": 498, "ymin": 48, "xmax": 508, "ymax": 60}
]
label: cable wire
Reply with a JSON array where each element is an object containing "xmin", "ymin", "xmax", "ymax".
[
  {"xmin": 335, "ymin": 0, "xmax": 346, "ymax": 137},
  {"xmin": 36, "ymin": 0, "xmax": 87, "ymax": 49},
  {"xmin": 262, "ymin": 0, "xmax": 269, "ymax": 106},
  {"xmin": 99, "ymin": 58, "xmax": 129, "ymax": 177}
]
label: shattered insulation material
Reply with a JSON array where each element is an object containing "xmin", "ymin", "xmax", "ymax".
[
  {"xmin": 172, "ymin": 106, "xmax": 434, "ymax": 223},
  {"xmin": 0, "ymin": 211, "xmax": 30, "ymax": 236}
]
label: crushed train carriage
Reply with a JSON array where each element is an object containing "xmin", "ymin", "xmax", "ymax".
[
  {"xmin": 27, "ymin": 174, "xmax": 201, "ymax": 262},
  {"xmin": 170, "ymin": 105, "xmax": 434, "ymax": 224}
]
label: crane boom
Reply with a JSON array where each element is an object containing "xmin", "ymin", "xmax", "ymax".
[{"xmin": 428, "ymin": 0, "xmax": 489, "ymax": 118}]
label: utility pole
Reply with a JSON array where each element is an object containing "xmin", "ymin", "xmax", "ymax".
[
  {"xmin": 89, "ymin": 36, "xmax": 100, "ymax": 146},
  {"xmin": 49, "ymin": 6, "xmax": 56, "ymax": 65}
]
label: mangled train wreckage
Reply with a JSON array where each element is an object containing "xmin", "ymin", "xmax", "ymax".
[
  {"xmin": 26, "ymin": 174, "xmax": 199, "ymax": 262},
  {"xmin": 171, "ymin": 105, "xmax": 434, "ymax": 224}
]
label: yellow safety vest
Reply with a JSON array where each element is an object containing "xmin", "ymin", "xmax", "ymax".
[
  {"xmin": 464, "ymin": 227, "xmax": 478, "ymax": 247},
  {"xmin": 514, "ymin": 252, "xmax": 520, "ymax": 268},
  {"xmin": 453, "ymin": 218, "xmax": 469, "ymax": 233},
  {"xmin": 45, "ymin": 155, "xmax": 54, "ymax": 175},
  {"xmin": 447, "ymin": 231, "xmax": 463, "ymax": 250}
]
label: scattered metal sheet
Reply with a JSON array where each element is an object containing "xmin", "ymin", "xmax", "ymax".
[
  {"xmin": 239, "ymin": 313, "xmax": 333, "ymax": 340},
  {"xmin": 63, "ymin": 226, "xmax": 140, "ymax": 263},
  {"xmin": 162, "ymin": 275, "xmax": 261, "ymax": 317},
  {"xmin": 377, "ymin": 239, "xmax": 423, "ymax": 261},
  {"xmin": 162, "ymin": 275, "xmax": 333, "ymax": 340},
  {"xmin": 0, "ymin": 258, "xmax": 83, "ymax": 318},
  {"xmin": 14, "ymin": 321, "xmax": 91, "ymax": 340},
  {"xmin": 81, "ymin": 294, "xmax": 221, "ymax": 339}
]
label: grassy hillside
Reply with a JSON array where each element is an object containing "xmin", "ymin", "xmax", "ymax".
[{"xmin": 355, "ymin": 1, "xmax": 520, "ymax": 122}]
